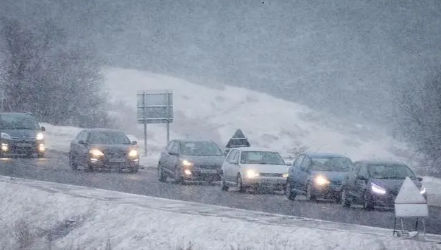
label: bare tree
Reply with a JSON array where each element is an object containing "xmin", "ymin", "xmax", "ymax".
[
  {"xmin": 0, "ymin": 17, "xmax": 112, "ymax": 127},
  {"xmin": 397, "ymin": 69, "xmax": 441, "ymax": 175}
]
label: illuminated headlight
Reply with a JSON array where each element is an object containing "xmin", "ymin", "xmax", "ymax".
[
  {"xmin": 314, "ymin": 175, "xmax": 330, "ymax": 186},
  {"xmin": 128, "ymin": 149, "xmax": 138, "ymax": 158},
  {"xmin": 36, "ymin": 132, "xmax": 44, "ymax": 140},
  {"xmin": 181, "ymin": 159, "xmax": 193, "ymax": 167},
  {"xmin": 89, "ymin": 149, "xmax": 104, "ymax": 157},
  {"xmin": 282, "ymin": 173, "xmax": 289, "ymax": 178},
  {"xmin": 38, "ymin": 144, "xmax": 45, "ymax": 152},
  {"xmin": 184, "ymin": 169, "xmax": 192, "ymax": 175},
  {"xmin": 246, "ymin": 169, "xmax": 260, "ymax": 178},
  {"xmin": 371, "ymin": 183, "xmax": 386, "ymax": 195},
  {"xmin": 0, "ymin": 132, "xmax": 11, "ymax": 140},
  {"xmin": 420, "ymin": 187, "xmax": 426, "ymax": 194},
  {"xmin": 1, "ymin": 143, "xmax": 8, "ymax": 152}
]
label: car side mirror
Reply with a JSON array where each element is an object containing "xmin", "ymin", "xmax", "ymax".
[
  {"xmin": 40, "ymin": 126, "xmax": 46, "ymax": 132},
  {"xmin": 169, "ymin": 151, "xmax": 178, "ymax": 156},
  {"xmin": 417, "ymin": 176, "xmax": 423, "ymax": 182},
  {"xmin": 131, "ymin": 141, "xmax": 137, "ymax": 145},
  {"xmin": 356, "ymin": 176, "xmax": 367, "ymax": 181},
  {"xmin": 78, "ymin": 140, "xmax": 87, "ymax": 145},
  {"xmin": 286, "ymin": 162, "xmax": 292, "ymax": 166}
]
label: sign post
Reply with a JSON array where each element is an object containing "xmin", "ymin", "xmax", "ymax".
[
  {"xmin": 137, "ymin": 90, "xmax": 174, "ymax": 156},
  {"xmin": 393, "ymin": 177, "xmax": 428, "ymax": 239}
]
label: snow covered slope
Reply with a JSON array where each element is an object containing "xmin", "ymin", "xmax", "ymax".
[
  {"xmin": 101, "ymin": 67, "xmax": 410, "ymax": 163},
  {"xmin": 1, "ymin": 176, "xmax": 439, "ymax": 250}
]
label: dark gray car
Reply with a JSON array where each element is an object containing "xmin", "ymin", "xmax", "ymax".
[
  {"xmin": 157, "ymin": 139, "xmax": 225, "ymax": 184},
  {"xmin": 341, "ymin": 160, "xmax": 427, "ymax": 210},
  {"xmin": 0, "ymin": 112, "xmax": 46, "ymax": 158},
  {"xmin": 69, "ymin": 128, "xmax": 139, "ymax": 172}
]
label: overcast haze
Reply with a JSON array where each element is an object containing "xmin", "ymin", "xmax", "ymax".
[{"xmin": 1, "ymin": 0, "xmax": 441, "ymax": 128}]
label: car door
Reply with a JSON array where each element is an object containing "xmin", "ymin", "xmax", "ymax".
[
  {"xmin": 222, "ymin": 149, "xmax": 235, "ymax": 182},
  {"xmin": 160, "ymin": 140, "xmax": 174, "ymax": 171},
  {"xmin": 70, "ymin": 130, "xmax": 85, "ymax": 161},
  {"xmin": 354, "ymin": 164, "xmax": 369, "ymax": 200},
  {"xmin": 298, "ymin": 156, "xmax": 312, "ymax": 190},
  {"xmin": 78, "ymin": 131, "xmax": 91, "ymax": 166},
  {"xmin": 346, "ymin": 161, "xmax": 361, "ymax": 197},
  {"xmin": 167, "ymin": 141, "xmax": 180, "ymax": 172},
  {"xmin": 229, "ymin": 150, "xmax": 240, "ymax": 182},
  {"xmin": 289, "ymin": 154, "xmax": 305, "ymax": 188}
]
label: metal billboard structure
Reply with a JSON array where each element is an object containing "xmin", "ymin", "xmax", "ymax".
[{"xmin": 137, "ymin": 90, "xmax": 174, "ymax": 156}]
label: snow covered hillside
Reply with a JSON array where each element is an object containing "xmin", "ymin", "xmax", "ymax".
[{"xmin": 101, "ymin": 67, "xmax": 411, "ymax": 164}]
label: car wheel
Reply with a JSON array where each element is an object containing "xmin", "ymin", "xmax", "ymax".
[
  {"xmin": 305, "ymin": 183, "xmax": 316, "ymax": 201},
  {"xmin": 341, "ymin": 188, "xmax": 351, "ymax": 208},
  {"xmin": 285, "ymin": 182, "xmax": 297, "ymax": 201},
  {"xmin": 174, "ymin": 166, "xmax": 183, "ymax": 184},
  {"xmin": 237, "ymin": 175, "xmax": 245, "ymax": 193},
  {"xmin": 221, "ymin": 179, "xmax": 229, "ymax": 191},
  {"xmin": 37, "ymin": 152, "xmax": 44, "ymax": 158},
  {"xmin": 363, "ymin": 192, "xmax": 374, "ymax": 210},
  {"xmin": 69, "ymin": 152, "xmax": 78, "ymax": 170},
  {"xmin": 129, "ymin": 166, "xmax": 139, "ymax": 173}
]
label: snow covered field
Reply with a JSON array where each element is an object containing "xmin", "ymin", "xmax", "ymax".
[{"xmin": 0, "ymin": 176, "xmax": 439, "ymax": 250}]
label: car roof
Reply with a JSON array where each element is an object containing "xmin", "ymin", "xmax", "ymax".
[
  {"xmin": 176, "ymin": 139, "xmax": 215, "ymax": 143},
  {"xmin": 304, "ymin": 151, "xmax": 349, "ymax": 158},
  {"xmin": 234, "ymin": 147, "xmax": 279, "ymax": 153},
  {"xmin": 84, "ymin": 128, "xmax": 125, "ymax": 133},
  {"xmin": 355, "ymin": 160, "xmax": 408, "ymax": 166}
]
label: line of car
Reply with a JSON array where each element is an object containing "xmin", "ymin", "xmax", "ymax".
[
  {"xmin": 156, "ymin": 138, "xmax": 428, "ymax": 211},
  {"xmin": 0, "ymin": 112, "xmax": 428, "ymax": 211}
]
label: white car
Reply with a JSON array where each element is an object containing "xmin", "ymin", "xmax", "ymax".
[{"xmin": 221, "ymin": 147, "xmax": 290, "ymax": 192}]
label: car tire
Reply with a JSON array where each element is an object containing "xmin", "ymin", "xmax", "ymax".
[
  {"xmin": 237, "ymin": 175, "xmax": 245, "ymax": 193},
  {"xmin": 130, "ymin": 166, "xmax": 139, "ymax": 173},
  {"xmin": 305, "ymin": 183, "xmax": 316, "ymax": 201},
  {"xmin": 37, "ymin": 152, "xmax": 44, "ymax": 158},
  {"xmin": 174, "ymin": 166, "xmax": 183, "ymax": 184},
  {"xmin": 285, "ymin": 182, "xmax": 297, "ymax": 201},
  {"xmin": 363, "ymin": 192, "xmax": 374, "ymax": 210},
  {"xmin": 158, "ymin": 163, "xmax": 167, "ymax": 182},
  {"xmin": 69, "ymin": 152, "xmax": 78, "ymax": 170},
  {"xmin": 221, "ymin": 179, "xmax": 229, "ymax": 191},
  {"xmin": 341, "ymin": 188, "xmax": 351, "ymax": 208}
]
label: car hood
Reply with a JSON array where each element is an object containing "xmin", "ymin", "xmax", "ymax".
[
  {"xmin": 371, "ymin": 178, "xmax": 422, "ymax": 193},
  {"xmin": 1, "ymin": 129, "xmax": 39, "ymax": 139},
  {"xmin": 242, "ymin": 164, "xmax": 289, "ymax": 174},
  {"xmin": 91, "ymin": 144, "xmax": 135, "ymax": 152},
  {"xmin": 312, "ymin": 171, "xmax": 348, "ymax": 182},
  {"xmin": 180, "ymin": 155, "xmax": 225, "ymax": 165}
]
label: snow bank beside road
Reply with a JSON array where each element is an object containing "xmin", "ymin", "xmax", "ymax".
[{"xmin": 0, "ymin": 176, "xmax": 439, "ymax": 250}]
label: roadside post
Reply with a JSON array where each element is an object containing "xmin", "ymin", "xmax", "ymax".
[
  {"xmin": 137, "ymin": 90, "xmax": 174, "ymax": 156},
  {"xmin": 393, "ymin": 177, "xmax": 428, "ymax": 239}
]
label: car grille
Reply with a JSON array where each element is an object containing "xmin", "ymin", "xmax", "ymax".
[
  {"xmin": 331, "ymin": 180, "xmax": 342, "ymax": 186},
  {"xmin": 260, "ymin": 173, "xmax": 283, "ymax": 177},
  {"xmin": 104, "ymin": 150, "xmax": 127, "ymax": 158},
  {"xmin": 198, "ymin": 165, "xmax": 220, "ymax": 169}
]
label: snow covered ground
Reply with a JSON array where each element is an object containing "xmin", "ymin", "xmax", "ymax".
[{"xmin": 0, "ymin": 176, "xmax": 439, "ymax": 250}]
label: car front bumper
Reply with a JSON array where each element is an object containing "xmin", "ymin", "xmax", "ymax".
[
  {"xmin": 89, "ymin": 157, "xmax": 139, "ymax": 169},
  {"xmin": 0, "ymin": 139, "xmax": 45, "ymax": 156},
  {"xmin": 311, "ymin": 183, "xmax": 342, "ymax": 199},
  {"xmin": 242, "ymin": 177, "xmax": 287, "ymax": 190},
  {"xmin": 181, "ymin": 168, "xmax": 222, "ymax": 182}
]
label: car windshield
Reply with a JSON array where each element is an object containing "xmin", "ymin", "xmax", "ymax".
[
  {"xmin": 88, "ymin": 131, "xmax": 131, "ymax": 145},
  {"xmin": 240, "ymin": 151, "xmax": 286, "ymax": 165},
  {"xmin": 310, "ymin": 156, "xmax": 351, "ymax": 172},
  {"xmin": 180, "ymin": 141, "xmax": 223, "ymax": 156},
  {"xmin": 368, "ymin": 164, "xmax": 416, "ymax": 179},
  {"xmin": 0, "ymin": 114, "xmax": 40, "ymax": 130}
]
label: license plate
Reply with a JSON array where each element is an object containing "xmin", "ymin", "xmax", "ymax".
[
  {"xmin": 200, "ymin": 169, "xmax": 217, "ymax": 174},
  {"xmin": 16, "ymin": 143, "xmax": 31, "ymax": 147},
  {"xmin": 109, "ymin": 159, "xmax": 126, "ymax": 163}
]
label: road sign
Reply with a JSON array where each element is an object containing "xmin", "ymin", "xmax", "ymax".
[
  {"xmin": 226, "ymin": 129, "xmax": 250, "ymax": 148},
  {"xmin": 393, "ymin": 177, "xmax": 428, "ymax": 238},
  {"xmin": 137, "ymin": 90, "xmax": 174, "ymax": 156}
]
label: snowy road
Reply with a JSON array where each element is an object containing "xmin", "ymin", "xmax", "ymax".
[{"xmin": 1, "ymin": 151, "xmax": 441, "ymax": 235}]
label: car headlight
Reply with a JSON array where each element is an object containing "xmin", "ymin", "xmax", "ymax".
[
  {"xmin": 371, "ymin": 183, "xmax": 386, "ymax": 195},
  {"xmin": 282, "ymin": 173, "xmax": 289, "ymax": 178},
  {"xmin": 89, "ymin": 149, "xmax": 104, "ymax": 157},
  {"xmin": 181, "ymin": 159, "xmax": 193, "ymax": 167},
  {"xmin": 36, "ymin": 132, "xmax": 44, "ymax": 140},
  {"xmin": 314, "ymin": 175, "xmax": 330, "ymax": 186},
  {"xmin": 128, "ymin": 149, "xmax": 138, "ymax": 158},
  {"xmin": 246, "ymin": 169, "xmax": 260, "ymax": 178},
  {"xmin": 420, "ymin": 187, "xmax": 426, "ymax": 194},
  {"xmin": 0, "ymin": 132, "xmax": 11, "ymax": 140}
]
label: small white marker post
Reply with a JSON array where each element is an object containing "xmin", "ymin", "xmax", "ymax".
[{"xmin": 393, "ymin": 177, "xmax": 428, "ymax": 239}]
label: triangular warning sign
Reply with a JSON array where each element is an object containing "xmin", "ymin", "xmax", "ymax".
[
  {"xmin": 395, "ymin": 177, "xmax": 427, "ymax": 204},
  {"xmin": 226, "ymin": 129, "xmax": 250, "ymax": 148}
]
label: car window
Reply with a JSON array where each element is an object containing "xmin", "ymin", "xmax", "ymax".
[
  {"xmin": 310, "ymin": 156, "xmax": 352, "ymax": 172},
  {"xmin": 240, "ymin": 151, "xmax": 286, "ymax": 165},
  {"xmin": 88, "ymin": 131, "xmax": 131, "ymax": 145},
  {"xmin": 367, "ymin": 164, "xmax": 416, "ymax": 179},
  {"xmin": 166, "ymin": 141, "xmax": 174, "ymax": 151},
  {"xmin": 300, "ymin": 156, "xmax": 311, "ymax": 170},
  {"xmin": 170, "ymin": 141, "xmax": 179, "ymax": 153},
  {"xmin": 0, "ymin": 113, "xmax": 40, "ymax": 130},
  {"xmin": 293, "ymin": 155, "xmax": 304, "ymax": 167},
  {"xmin": 75, "ymin": 131, "xmax": 85, "ymax": 141},
  {"xmin": 179, "ymin": 141, "xmax": 223, "ymax": 156},
  {"xmin": 226, "ymin": 149, "xmax": 236, "ymax": 162}
]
